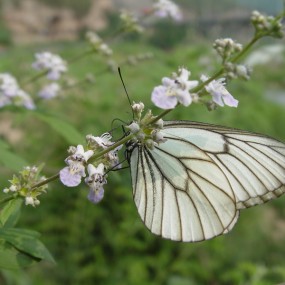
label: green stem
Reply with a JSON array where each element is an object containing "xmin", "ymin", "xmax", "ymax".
[
  {"xmin": 231, "ymin": 36, "xmax": 260, "ymax": 63},
  {"xmin": 22, "ymin": 70, "xmax": 48, "ymax": 87},
  {"xmin": 67, "ymin": 49, "xmax": 95, "ymax": 64},
  {"xmin": 0, "ymin": 195, "xmax": 15, "ymax": 205},
  {"xmin": 31, "ymin": 173, "xmax": 59, "ymax": 190}
]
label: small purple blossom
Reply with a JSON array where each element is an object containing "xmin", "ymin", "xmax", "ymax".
[
  {"xmin": 0, "ymin": 73, "xmax": 35, "ymax": 109},
  {"xmin": 201, "ymin": 75, "xmax": 238, "ymax": 107},
  {"xmin": 151, "ymin": 68, "xmax": 198, "ymax": 109},
  {"xmin": 38, "ymin": 83, "xmax": 61, "ymax": 100},
  {"xmin": 85, "ymin": 164, "xmax": 107, "ymax": 204},
  {"xmin": 60, "ymin": 145, "xmax": 94, "ymax": 187},
  {"xmin": 32, "ymin": 52, "xmax": 67, "ymax": 80}
]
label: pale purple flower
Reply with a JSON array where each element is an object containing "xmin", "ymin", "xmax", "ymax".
[
  {"xmin": 32, "ymin": 52, "xmax": 67, "ymax": 80},
  {"xmin": 60, "ymin": 145, "xmax": 94, "ymax": 187},
  {"xmin": 153, "ymin": 0, "xmax": 183, "ymax": 22},
  {"xmin": 151, "ymin": 68, "xmax": 198, "ymax": 109},
  {"xmin": 85, "ymin": 164, "xmax": 106, "ymax": 204},
  {"xmin": 15, "ymin": 90, "xmax": 35, "ymax": 110},
  {"xmin": 38, "ymin": 83, "xmax": 61, "ymax": 100},
  {"xmin": 0, "ymin": 73, "xmax": 35, "ymax": 109},
  {"xmin": 0, "ymin": 73, "xmax": 19, "ymax": 97},
  {"xmin": 201, "ymin": 75, "xmax": 238, "ymax": 107}
]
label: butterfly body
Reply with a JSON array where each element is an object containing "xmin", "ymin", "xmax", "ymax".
[{"xmin": 128, "ymin": 121, "xmax": 285, "ymax": 242}]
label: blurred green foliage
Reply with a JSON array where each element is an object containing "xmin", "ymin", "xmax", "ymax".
[
  {"xmin": 0, "ymin": 37, "xmax": 285, "ymax": 285},
  {"xmin": 148, "ymin": 20, "xmax": 188, "ymax": 49}
]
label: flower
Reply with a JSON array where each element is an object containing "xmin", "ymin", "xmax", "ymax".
[
  {"xmin": 32, "ymin": 52, "xmax": 67, "ymax": 80},
  {"xmin": 151, "ymin": 67, "xmax": 198, "ymax": 109},
  {"xmin": 153, "ymin": 0, "xmax": 183, "ymax": 22},
  {"xmin": 60, "ymin": 145, "xmax": 94, "ymax": 187},
  {"xmin": 85, "ymin": 164, "xmax": 107, "ymax": 204},
  {"xmin": 86, "ymin": 133, "xmax": 113, "ymax": 149},
  {"xmin": 201, "ymin": 75, "xmax": 238, "ymax": 107},
  {"xmin": 0, "ymin": 73, "xmax": 35, "ymax": 109},
  {"xmin": 38, "ymin": 83, "xmax": 61, "ymax": 100}
]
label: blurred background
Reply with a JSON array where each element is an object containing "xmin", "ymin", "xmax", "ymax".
[{"xmin": 0, "ymin": 0, "xmax": 285, "ymax": 284}]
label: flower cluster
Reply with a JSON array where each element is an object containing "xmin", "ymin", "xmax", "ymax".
[
  {"xmin": 127, "ymin": 102, "xmax": 167, "ymax": 150},
  {"xmin": 151, "ymin": 67, "xmax": 238, "ymax": 110},
  {"xmin": 3, "ymin": 166, "xmax": 47, "ymax": 207},
  {"xmin": 86, "ymin": 31, "xmax": 113, "ymax": 56},
  {"xmin": 32, "ymin": 52, "xmax": 67, "ymax": 80},
  {"xmin": 153, "ymin": 0, "xmax": 183, "ymax": 22},
  {"xmin": 251, "ymin": 10, "xmax": 284, "ymax": 38},
  {"xmin": 60, "ymin": 133, "xmax": 122, "ymax": 204},
  {"xmin": 119, "ymin": 10, "xmax": 144, "ymax": 34},
  {"xmin": 213, "ymin": 38, "xmax": 243, "ymax": 61},
  {"xmin": 0, "ymin": 73, "xmax": 35, "ymax": 109},
  {"xmin": 224, "ymin": 62, "xmax": 251, "ymax": 80}
]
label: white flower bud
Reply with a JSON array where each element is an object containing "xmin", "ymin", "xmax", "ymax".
[
  {"xmin": 132, "ymin": 102, "xmax": 144, "ymax": 113},
  {"xmin": 10, "ymin": 185, "xmax": 17, "ymax": 192},
  {"xmin": 154, "ymin": 119, "xmax": 164, "ymax": 129},
  {"xmin": 25, "ymin": 196, "xmax": 35, "ymax": 206},
  {"xmin": 127, "ymin": 122, "xmax": 140, "ymax": 134},
  {"xmin": 3, "ymin": 188, "xmax": 9, "ymax": 193}
]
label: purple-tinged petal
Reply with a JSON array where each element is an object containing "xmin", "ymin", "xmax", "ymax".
[
  {"xmin": 151, "ymin": 86, "xmax": 177, "ymax": 109},
  {"xmin": 87, "ymin": 187, "xmax": 104, "ymax": 204},
  {"xmin": 211, "ymin": 92, "xmax": 224, "ymax": 107},
  {"xmin": 176, "ymin": 89, "xmax": 192, "ymax": 106},
  {"xmin": 223, "ymin": 93, "xmax": 238, "ymax": 107},
  {"xmin": 59, "ymin": 167, "xmax": 82, "ymax": 187}
]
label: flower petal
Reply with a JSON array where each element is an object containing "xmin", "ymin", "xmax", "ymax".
[
  {"xmin": 176, "ymin": 89, "xmax": 192, "ymax": 106},
  {"xmin": 87, "ymin": 187, "xmax": 104, "ymax": 204},
  {"xmin": 60, "ymin": 167, "xmax": 82, "ymax": 187},
  {"xmin": 223, "ymin": 93, "xmax": 239, "ymax": 107},
  {"xmin": 151, "ymin": 86, "xmax": 177, "ymax": 109}
]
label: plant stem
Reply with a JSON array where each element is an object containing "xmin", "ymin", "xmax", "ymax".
[
  {"xmin": 22, "ymin": 70, "xmax": 48, "ymax": 87},
  {"xmin": 67, "ymin": 49, "xmax": 95, "ymax": 64},
  {"xmin": 31, "ymin": 173, "xmax": 60, "ymax": 190},
  {"xmin": 0, "ymin": 196, "xmax": 15, "ymax": 205}
]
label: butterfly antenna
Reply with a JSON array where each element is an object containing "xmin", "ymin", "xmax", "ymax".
[{"xmin": 118, "ymin": 67, "xmax": 134, "ymax": 120}]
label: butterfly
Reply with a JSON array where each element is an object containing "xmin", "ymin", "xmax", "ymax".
[{"xmin": 127, "ymin": 120, "xmax": 285, "ymax": 242}]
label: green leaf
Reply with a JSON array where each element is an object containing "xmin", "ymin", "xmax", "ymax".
[
  {"xmin": 35, "ymin": 113, "xmax": 84, "ymax": 144},
  {"xmin": 0, "ymin": 198, "xmax": 23, "ymax": 228},
  {"xmin": 0, "ymin": 146, "xmax": 27, "ymax": 171},
  {"xmin": 0, "ymin": 228, "xmax": 55, "ymax": 264},
  {"xmin": 0, "ymin": 241, "xmax": 39, "ymax": 269}
]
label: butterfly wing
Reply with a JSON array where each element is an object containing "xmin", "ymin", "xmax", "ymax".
[
  {"xmin": 163, "ymin": 121, "xmax": 285, "ymax": 210},
  {"xmin": 129, "ymin": 121, "xmax": 285, "ymax": 242},
  {"xmin": 130, "ymin": 128, "xmax": 238, "ymax": 242}
]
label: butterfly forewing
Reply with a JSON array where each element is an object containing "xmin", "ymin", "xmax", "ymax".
[{"xmin": 129, "ymin": 120, "xmax": 285, "ymax": 242}]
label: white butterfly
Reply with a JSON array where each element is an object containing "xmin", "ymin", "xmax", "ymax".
[{"xmin": 128, "ymin": 121, "xmax": 285, "ymax": 242}]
